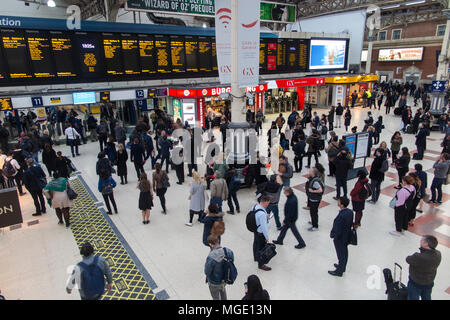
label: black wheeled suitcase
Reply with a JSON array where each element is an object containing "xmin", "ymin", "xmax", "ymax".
[{"xmin": 384, "ymin": 263, "xmax": 408, "ymax": 300}]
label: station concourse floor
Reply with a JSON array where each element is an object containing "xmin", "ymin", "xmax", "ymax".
[{"xmin": 1, "ymin": 98, "xmax": 449, "ymax": 300}]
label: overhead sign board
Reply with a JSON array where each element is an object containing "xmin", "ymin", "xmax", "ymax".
[{"xmin": 378, "ymin": 47, "xmax": 424, "ymax": 62}]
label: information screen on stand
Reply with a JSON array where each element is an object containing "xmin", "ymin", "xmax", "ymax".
[{"xmin": 344, "ymin": 132, "xmax": 369, "ymax": 159}]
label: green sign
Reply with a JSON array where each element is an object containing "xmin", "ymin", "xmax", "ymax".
[
  {"xmin": 126, "ymin": 0, "xmax": 215, "ymax": 16},
  {"xmin": 126, "ymin": 0, "xmax": 296, "ymax": 23}
]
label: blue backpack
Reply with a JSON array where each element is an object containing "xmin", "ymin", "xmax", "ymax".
[
  {"xmin": 222, "ymin": 248, "xmax": 237, "ymax": 285},
  {"xmin": 78, "ymin": 256, "xmax": 106, "ymax": 299}
]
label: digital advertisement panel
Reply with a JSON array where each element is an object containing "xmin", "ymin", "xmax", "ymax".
[
  {"xmin": 260, "ymin": 2, "xmax": 296, "ymax": 23},
  {"xmin": 73, "ymin": 92, "xmax": 96, "ymax": 104},
  {"xmin": 378, "ymin": 47, "xmax": 424, "ymax": 62},
  {"xmin": 309, "ymin": 38, "xmax": 348, "ymax": 71}
]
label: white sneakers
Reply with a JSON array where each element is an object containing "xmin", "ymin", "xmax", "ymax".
[{"xmin": 185, "ymin": 222, "xmax": 193, "ymax": 227}]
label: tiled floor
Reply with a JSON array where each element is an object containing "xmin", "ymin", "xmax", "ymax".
[{"xmin": 1, "ymin": 97, "xmax": 449, "ymax": 300}]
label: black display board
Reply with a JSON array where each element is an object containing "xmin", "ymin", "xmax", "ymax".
[
  {"xmin": 25, "ymin": 30, "xmax": 57, "ymax": 78},
  {"xmin": 0, "ymin": 188, "xmax": 23, "ymax": 228},
  {"xmin": 75, "ymin": 32, "xmax": 104, "ymax": 79},
  {"xmin": 155, "ymin": 35, "xmax": 171, "ymax": 74},
  {"xmin": 198, "ymin": 36, "xmax": 212, "ymax": 73},
  {"xmin": 103, "ymin": 32, "xmax": 124, "ymax": 76},
  {"xmin": 1, "ymin": 29, "xmax": 33, "ymax": 79},
  {"xmin": 49, "ymin": 31, "xmax": 77, "ymax": 78},
  {"xmin": 185, "ymin": 35, "xmax": 198, "ymax": 73},
  {"xmin": 170, "ymin": 35, "xmax": 186, "ymax": 73},
  {"xmin": 138, "ymin": 34, "xmax": 156, "ymax": 75},
  {"xmin": 121, "ymin": 33, "xmax": 140, "ymax": 76}
]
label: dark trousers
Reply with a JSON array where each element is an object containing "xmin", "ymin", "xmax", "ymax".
[
  {"xmin": 407, "ymin": 278, "xmax": 433, "ymax": 300},
  {"xmin": 370, "ymin": 179, "xmax": 382, "ymax": 202},
  {"xmin": 68, "ymin": 139, "xmax": 79, "ymax": 156},
  {"xmin": 56, "ymin": 207, "xmax": 70, "ymax": 226},
  {"xmin": 329, "ymin": 161, "xmax": 336, "ymax": 176},
  {"xmin": 308, "ymin": 200, "xmax": 320, "ymax": 228},
  {"xmin": 9, "ymin": 174, "xmax": 24, "ymax": 194},
  {"xmin": 103, "ymin": 193, "xmax": 117, "ymax": 214},
  {"xmin": 160, "ymin": 154, "xmax": 170, "ymax": 173},
  {"xmin": 328, "ymin": 122, "xmax": 334, "ymax": 131},
  {"xmin": 30, "ymin": 190, "xmax": 46, "ymax": 214},
  {"xmin": 335, "ymin": 177, "xmax": 347, "ymax": 198},
  {"xmin": 416, "ymin": 144, "xmax": 425, "ymax": 159},
  {"xmin": 227, "ymin": 190, "xmax": 240, "ymax": 213},
  {"xmin": 334, "ymin": 239, "xmax": 349, "ymax": 274},
  {"xmin": 307, "ymin": 152, "xmax": 319, "ymax": 167},
  {"xmin": 189, "ymin": 210, "xmax": 203, "ymax": 223},
  {"xmin": 175, "ymin": 163, "xmax": 184, "ymax": 183},
  {"xmin": 430, "ymin": 177, "xmax": 445, "ymax": 202},
  {"xmin": 392, "ymin": 150, "xmax": 399, "ymax": 164},
  {"xmin": 394, "ymin": 205, "xmax": 409, "ymax": 232},
  {"xmin": 377, "ymin": 100, "xmax": 383, "ymax": 110},
  {"xmin": 276, "ymin": 221, "xmax": 306, "ymax": 246},
  {"xmin": 157, "ymin": 188, "xmax": 167, "ymax": 212},
  {"xmin": 385, "ymin": 105, "xmax": 391, "ymax": 114},
  {"xmin": 267, "ymin": 203, "xmax": 281, "ymax": 229},
  {"xmin": 253, "ymin": 232, "xmax": 267, "ymax": 267},
  {"xmin": 120, "ymin": 175, "xmax": 127, "ymax": 184},
  {"xmin": 134, "ymin": 162, "xmax": 145, "ymax": 180},
  {"xmin": 99, "ymin": 136, "xmax": 107, "ymax": 152},
  {"xmin": 398, "ymin": 168, "xmax": 408, "ymax": 185},
  {"xmin": 188, "ymin": 164, "xmax": 198, "ymax": 176},
  {"xmin": 294, "ymin": 155, "xmax": 303, "ymax": 172}
]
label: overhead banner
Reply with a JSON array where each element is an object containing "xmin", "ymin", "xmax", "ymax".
[
  {"xmin": 215, "ymin": 0, "xmax": 232, "ymax": 84},
  {"xmin": 238, "ymin": 0, "xmax": 261, "ymax": 88},
  {"xmin": 378, "ymin": 47, "xmax": 424, "ymax": 62}
]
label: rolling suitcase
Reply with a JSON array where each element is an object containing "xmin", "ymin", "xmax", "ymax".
[{"xmin": 384, "ymin": 263, "xmax": 408, "ymax": 300}]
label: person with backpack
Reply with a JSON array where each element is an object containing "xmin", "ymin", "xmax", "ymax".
[
  {"xmin": 368, "ymin": 148, "xmax": 387, "ymax": 204},
  {"xmin": 306, "ymin": 167, "xmax": 324, "ymax": 231},
  {"xmin": 287, "ymin": 110, "xmax": 299, "ymax": 130},
  {"xmin": 96, "ymin": 152, "xmax": 113, "ymax": 180},
  {"xmin": 405, "ymin": 235, "xmax": 442, "ymax": 300},
  {"xmin": 305, "ymin": 129, "xmax": 320, "ymax": 169},
  {"xmin": 4, "ymin": 150, "xmax": 25, "ymax": 195},
  {"xmin": 23, "ymin": 158, "xmax": 47, "ymax": 216},
  {"xmin": 273, "ymin": 187, "xmax": 306, "ymax": 249},
  {"xmin": 97, "ymin": 120, "xmax": 109, "ymax": 152},
  {"xmin": 202, "ymin": 204, "xmax": 225, "ymax": 246},
  {"xmin": 98, "ymin": 174, "xmax": 118, "ymax": 216},
  {"xmin": 54, "ymin": 151, "xmax": 70, "ymax": 179},
  {"xmin": 86, "ymin": 113, "xmax": 98, "ymax": 142},
  {"xmin": 204, "ymin": 235, "xmax": 235, "ymax": 300},
  {"xmin": 66, "ymin": 242, "xmax": 113, "ymax": 300},
  {"xmin": 226, "ymin": 170, "xmax": 240, "ymax": 215},
  {"xmin": 293, "ymin": 134, "xmax": 306, "ymax": 173},
  {"xmin": 242, "ymin": 275, "xmax": 270, "ymax": 300},
  {"xmin": 64, "ymin": 123, "xmax": 81, "ymax": 158},
  {"xmin": 152, "ymin": 162, "xmax": 169, "ymax": 214},
  {"xmin": 318, "ymin": 120, "xmax": 328, "ymax": 150},
  {"xmin": 263, "ymin": 174, "xmax": 283, "ymax": 231},
  {"xmin": 326, "ymin": 135, "xmax": 339, "ymax": 177},
  {"xmin": 158, "ymin": 134, "xmax": 172, "ymax": 173},
  {"xmin": 333, "ymin": 150, "xmax": 353, "ymax": 200},
  {"xmin": 391, "ymin": 175, "xmax": 416, "ymax": 236},
  {"xmin": 335, "ymin": 103, "xmax": 344, "ymax": 128},
  {"xmin": 248, "ymin": 195, "xmax": 272, "ymax": 271},
  {"xmin": 350, "ymin": 170, "xmax": 370, "ymax": 228},
  {"xmin": 329, "ymin": 196, "xmax": 354, "ymax": 277},
  {"xmin": 114, "ymin": 120, "xmax": 127, "ymax": 146}
]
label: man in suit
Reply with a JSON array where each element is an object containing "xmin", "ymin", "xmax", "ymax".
[{"xmin": 329, "ymin": 196, "xmax": 354, "ymax": 277}]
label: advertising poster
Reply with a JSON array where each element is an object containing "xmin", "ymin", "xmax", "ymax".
[
  {"xmin": 378, "ymin": 47, "xmax": 424, "ymax": 62},
  {"xmin": 182, "ymin": 99, "xmax": 196, "ymax": 126},
  {"xmin": 215, "ymin": 0, "xmax": 232, "ymax": 84},
  {"xmin": 126, "ymin": 0, "xmax": 215, "ymax": 17},
  {"xmin": 309, "ymin": 39, "xmax": 347, "ymax": 70},
  {"xmin": 260, "ymin": 2, "xmax": 296, "ymax": 23},
  {"xmin": 237, "ymin": 0, "xmax": 261, "ymax": 88},
  {"xmin": 355, "ymin": 132, "xmax": 369, "ymax": 159},
  {"xmin": 345, "ymin": 134, "xmax": 356, "ymax": 157}
]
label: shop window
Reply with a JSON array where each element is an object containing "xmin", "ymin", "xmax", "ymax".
[
  {"xmin": 378, "ymin": 31, "xmax": 387, "ymax": 41},
  {"xmin": 392, "ymin": 29, "xmax": 402, "ymax": 40},
  {"xmin": 437, "ymin": 24, "xmax": 446, "ymax": 36}
]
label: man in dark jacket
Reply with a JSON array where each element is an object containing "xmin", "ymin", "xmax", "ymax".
[
  {"xmin": 293, "ymin": 136, "xmax": 306, "ymax": 173},
  {"xmin": 273, "ymin": 187, "xmax": 306, "ymax": 249},
  {"xmin": 414, "ymin": 123, "xmax": 428, "ymax": 160},
  {"xmin": 23, "ymin": 158, "xmax": 46, "ymax": 216},
  {"xmin": 130, "ymin": 138, "xmax": 146, "ymax": 179},
  {"xmin": 86, "ymin": 113, "xmax": 98, "ymax": 142},
  {"xmin": 329, "ymin": 197, "xmax": 354, "ymax": 277},
  {"xmin": 157, "ymin": 133, "xmax": 172, "ymax": 173},
  {"xmin": 97, "ymin": 121, "xmax": 109, "ymax": 152},
  {"xmin": 333, "ymin": 150, "xmax": 352, "ymax": 200},
  {"xmin": 368, "ymin": 148, "xmax": 386, "ymax": 204},
  {"xmin": 406, "ymin": 235, "xmax": 441, "ymax": 300}
]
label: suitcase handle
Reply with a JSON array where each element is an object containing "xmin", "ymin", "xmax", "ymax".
[{"xmin": 394, "ymin": 263, "xmax": 402, "ymax": 283}]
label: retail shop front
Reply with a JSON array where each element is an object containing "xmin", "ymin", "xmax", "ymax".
[{"xmin": 325, "ymin": 74, "xmax": 379, "ymax": 107}]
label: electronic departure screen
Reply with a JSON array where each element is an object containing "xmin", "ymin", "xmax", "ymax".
[
  {"xmin": 100, "ymin": 91, "xmax": 110, "ymax": 102},
  {"xmin": 26, "ymin": 30, "xmax": 56, "ymax": 78},
  {"xmin": 0, "ymin": 45, "xmax": 7, "ymax": 80},
  {"xmin": 211, "ymin": 38, "xmax": 217, "ymax": 71},
  {"xmin": 138, "ymin": 34, "xmax": 156, "ymax": 75},
  {"xmin": 276, "ymin": 39, "xmax": 287, "ymax": 71},
  {"xmin": 1, "ymin": 29, "xmax": 32, "ymax": 79},
  {"xmin": 198, "ymin": 36, "xmax": 212, "ymax": 72},
  {"xmin": 185, "ymin": 36, "xmax": 198, "ymax": 73},
  {"xmin": 76, "ymin": 32, "xmax": 103, "ymax": 78},
  {"xmin": 103, "ymin": 33, "xmax": 124, "ymax": 76},
  {"xmin": 50, "ymin": 31, "xmax": 77, "ymax": 77},
  {"xmin": 298, "ymin": 39, "xmax": 309, "ymax": 72},
  {"xmin": 121, "ymin": 34, "xmax": 140, "ymax": 75},
  {"xmin": 155, "ymin": 35, "xmax": 171, "ymax": 74},
  {"xmin": 267, "ymin": 41, "xmax": 277, "ymax": 71},
  {"xmin": 259, "ymin": 41, "xmax": 267, "ymax": 71},
  {"xmin": 170, "ymin": 35, "xmax": 185, "ymax": 73},
  {"xmin": 286, "ymin": 39, "xmax": 298, "ymax": 69},
  {"xmin": 0, "ymin": 98, "xmax": 13, "ymax": 110}
]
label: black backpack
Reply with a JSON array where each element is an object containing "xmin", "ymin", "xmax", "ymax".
[
  {"xmin": 403, "ymin": 188, "xmax": 415, "ymax": 210},
  {"xmin": 359, "ymin": 181, "xmax": 372, "ymax": 200},
  {"xmin": 246, "ymin": 208, "xmax": 264, "ymax": 233},
  {"xmin": 221, "ymin": 248, "xmax": 238, "ymax": 285}
]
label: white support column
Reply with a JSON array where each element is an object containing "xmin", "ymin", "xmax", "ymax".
[
  {"xmin": 365, "ymin": 29, "xmax": 374, "ymax": 74},
  {"xmin": 437, "ymin": 7, "xmax": 450, "ymax": 80}
]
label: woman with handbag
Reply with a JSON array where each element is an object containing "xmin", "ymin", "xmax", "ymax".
[
  {"xmin": 43, "ymin": 176, "xmax": 74, "ymax": 228},
  {"xmin": 152, "ymin": 162, "xmax": 169, "ymax": 214},
  {"xmin": 350, "ymin": 170, "xmax": 369, "ymax": 228},
  {"xmin": 186, "ymin": 171, "xmax": 206, "ymax": 227}
]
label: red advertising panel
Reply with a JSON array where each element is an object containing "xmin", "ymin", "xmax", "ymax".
[
  {"xmin": 276, "ymin": 77, "xmax": 325, "ymax": 88},
  {"xmin": 196, "ymin": 97, "xmax": 205, "ymax": 128},
  {"xmin": 297, "ymin": 86, "xmax": 305, "ymax": 110},
  {"xmin": 168, "ymin": 88, "xmax": 197, "ymax": 97}
]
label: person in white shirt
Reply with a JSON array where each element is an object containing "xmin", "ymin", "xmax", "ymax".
[
  {"xmin": 64, "ymin": 123, "xmax": 81, "ymax": 157},
  {"xmin": 4, "ymin": 151, "xmax": 25, "ymax": 195}
]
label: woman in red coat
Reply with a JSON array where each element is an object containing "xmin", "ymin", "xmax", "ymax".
[{"xmin": 350, "ymin": 170, "xmax": 369, "ymax": 228}]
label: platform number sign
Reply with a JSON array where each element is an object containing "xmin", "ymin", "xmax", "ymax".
[
  {"xmin": 136, "ymin": 99, "xmax": 148, "ymax": 111},
  {"xmin": 136, "ymin": 89, "xmax": 145, "ymax": 99},
  {"xmin": 431, "ymin": 81, "xmax": 448, "ymax": 93},
  {"xmin": 31, "ymin": 96, "xmax": 44, "ymax": 107}
]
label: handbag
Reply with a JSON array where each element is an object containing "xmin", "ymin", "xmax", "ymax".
[
  {"xmin": 66, "ymin": 182, "xmax": 78, "ymax": 200},
  {"xmin": 389, "ymin": 196, "xmax": 397, "ymax": 209},
  {"xmin": 259, "ymin": 243, "xmax": 277, "ymax": 265},
  {"xmin": 348, "ymin": 227, "xmax": 358, "ymax": 246}
]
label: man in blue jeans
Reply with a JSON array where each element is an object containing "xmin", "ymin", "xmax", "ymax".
[
  {"xmin": 428, "ymin": 153, "xmax": 449, "ymax": 204},
  {"xmin": 406, "ymin": 235, "xmax": 441, "ymax": 300}
]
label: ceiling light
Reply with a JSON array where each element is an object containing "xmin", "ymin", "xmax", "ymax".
[
  {"xmin": 406, "ymin": 0, "xmax": 426, "ymax": 5},
  {"xmin": 47, "ymin": 0, "xmax": 56, "ymax": 7},
  {"xmin": 202, "ymin": 23, "xmax": 207, "ymax": 28},
  {"xmin": 381, "ymin": 4, "xmax": 400, "ymax": 9}
]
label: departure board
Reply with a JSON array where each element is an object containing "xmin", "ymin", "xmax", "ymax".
[
  {"xmin": 26, "ymin": 30, "xmax": 56, "ymax": 78},
  {"xmin": 0, "ymin": 98, "xmax": 13, "ymax": 111},
  {"xmin": 121, "ymin": 34, "xmax": 140, "ymax": 75},
  {"xmin": 170, "ymin": 35, "xmax": 186, "ymax": 73},
  {"xmin": 50, "ymin": 31, "xmax": 77, "ymax": 77},
  {"xmin": 211, "ymin": 38, "xmax": 218, "ymax": 71},
  {"xmin": 0, "ymin": 45, "xmax": 7, "ymax": 80},
  {"xmin": 155, "ymin": 35, "xmax": 171, "ymax": 74},
  {"xmin": 185, "ymin": 36, "xmax": 198, "ymax": 73},
  {"xmin": 267, "ymin": 42, "xmax": 277, "ymax": 71},
  {"xmin": 286, "ymin": 39, "xmax": 298, "ymax": 69},
  {"xmin": 276, "ymin": 39, "xmax": 286, "ymax": 71},
  {"xmin": 198, "ymin": 36, "xmax": 212, "ymax": 72},
  {"xmin": 298, "ymin": 39, "xmax": 309, "ymax": 72},
  {"xmin": 100, "ymin": 91, "xmax": 110, "ymax": 103},
  {"xmin": 103, "ymin": 34, "xmax": 124, "ymax": 76},
  {"xmin": 148, "ymin": 88, "xmax": 156, "ymax": 98},
  {"xmin": 76, "ymin": 32, "xmax": 103, "ymax": 78},
  {"xmin": 259, "ymin": 41, "xmax": 267, "ymax": 71},
  {"xmin": 138, "ymin": 34, "xmax": 156, "ymax": 75},
  {"xmin": 1, "ymin": 29, "xmax": 32, "ymax": 79}
]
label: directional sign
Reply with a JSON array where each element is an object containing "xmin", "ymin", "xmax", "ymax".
[
  {"xmin": 431, "ymin": 80, "xmax": 448, "ymax": 93},
  {"xmin": 136, "ymin": 89, "xmax": 145, "ymax": 99},
  {"xmin": 31, "ymin": 96, "xmax": 43, "ymax": 107}
]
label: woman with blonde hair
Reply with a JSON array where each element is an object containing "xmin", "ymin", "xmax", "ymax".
[
  {"xmin": 137, "ymin": 172, "xmax": 153, "ymax": 224},
  {"xmin": 186, "ymin": 171, "xmax": 206, "ymax": 226},
  {"xmin": 117, "ymin": 143, "xmax": 128, "ymax": 184},
  {"xmin": 374, "ymin": 141, "xmax": 391, "ymax": 159}
]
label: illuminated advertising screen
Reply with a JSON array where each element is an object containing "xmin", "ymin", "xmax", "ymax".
[
  {"xmin": 309, "ymin": 38, "xmax": 348, "ymax": 71},
  {"xmin": 378, "ymin": 47, "xmax": 424, "ymax": 62},
  {"xmin": 73, "ymin": 91, "xmax": 96, "ymax": 104},
  {"xmin": 75, "ymin": 32, "xmax": 103, "ymax": 78},
  {"xmin": 361, "ymin": 50, "xmax": 368, "ymax": 62}
]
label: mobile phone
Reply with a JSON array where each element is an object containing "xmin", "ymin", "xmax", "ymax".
[{"xmin": 244, "ymin": 282, "xmax": 248, "ymax": 293}]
